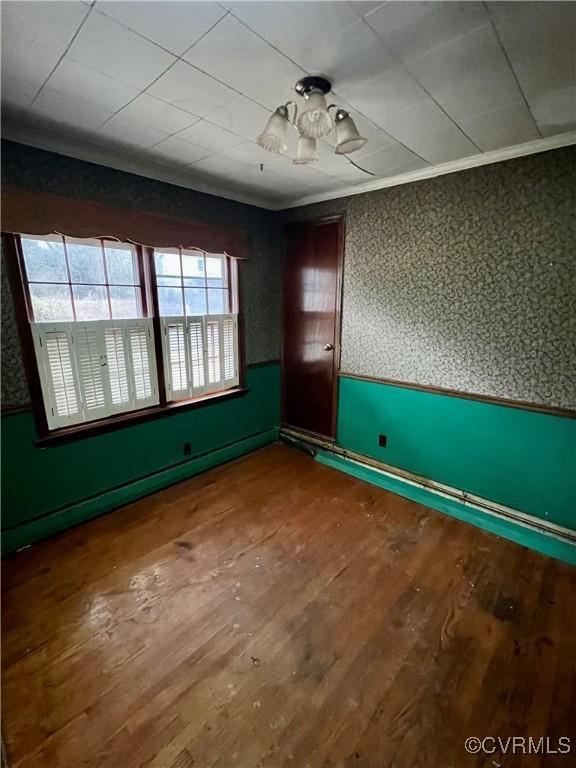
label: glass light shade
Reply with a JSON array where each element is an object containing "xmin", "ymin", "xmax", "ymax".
[
  {"xmin": 296, "ymin": 91, "xmax": 332, "ymax": 139},
  {"xmin": 293, "ymin": 136, "xmax": 319, "ymax": 165},
  {"xmin": 334, "ymin": 113, "xmax": 367, "ymax": 155},
  {"xmin": 256, "ymin": 107, "xmax": 288, "ymax": 154}
]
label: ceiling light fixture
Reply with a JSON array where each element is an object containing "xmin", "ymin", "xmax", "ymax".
[{"xmin": 256, "ymin": 76, "xmax": 368, "ymax": 167}]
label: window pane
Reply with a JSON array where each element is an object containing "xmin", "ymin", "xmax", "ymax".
[
  {"xmin": 73, "ymin": 285, "xmax": 109, "ymax": 320},
  {"xmin": 182, "ymin": 251, "xmax": 205, "ymax": 279},
  {"xmin": 184, "ymin": 287, "xmax": 207, "ymax": 315},
  {"xmin": 157, "ymin": 276, "xmax": 181, "ymax": 287},
  {"xmin": 183, "ymin": 277, "xmax": 205, "ymax": 288},
  {"xmin": 206, "ymin": 255, "xmax": 226, "ymax": 288},
  {"xmin": 67, "ymin": 239, "xmax": 105, "ymax": 284},
  {"xmin": 30, "ymin": 283, "xmax": 73, "ymax": 321},
  {"xmin": 110, "ymin": 286, "xmax": 140, "ymax": 319},
  {"xmin": 207, "ymin": 288, "xmax": 228, "ymax": 314},
  {"xmin": 22, "ymin": 236, "xmax": 68, "ymax": 283},
  {"xmin": 158, "ymin": 286, "xmax": 184, "ymax": 316},
  {"xmin": 105, "ymin": 244, "xmax": 137, "ymax": 284},
  {"xmin": 155, "ymin": 250, "xmax": 181, "ymax": 277}
]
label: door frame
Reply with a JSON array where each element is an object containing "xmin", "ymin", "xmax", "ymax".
[{"xmin": 281, "ymin": 214, "xmax": 346, "ymax": 440}]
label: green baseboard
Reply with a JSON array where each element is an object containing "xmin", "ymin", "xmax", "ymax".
[
  {"xmin": 2, "ymin": 428, "xmax": 278, "ymax": 555},
  {"xmin": 316, "ymin": 451, "xmax": 576, "ymax": 567}
]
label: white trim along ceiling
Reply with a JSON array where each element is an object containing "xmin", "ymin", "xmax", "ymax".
[{"xmin": 2, "ymin": 1, "xmax": 575, "ymax": 211}]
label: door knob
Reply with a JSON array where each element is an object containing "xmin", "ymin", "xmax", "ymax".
[{"xmin": 323, "ymin": 343, "xmax": 334, "ymax": 351}]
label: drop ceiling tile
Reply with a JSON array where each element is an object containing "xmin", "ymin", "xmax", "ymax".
[
  {"xmin": 291, "ymin": 19, "xmax": 397, "ymax": 94},
  {"xmin": 459, "ymin": 102, "xmax": 540, "ymax": 151},
  {"xmin": 265, "ymin": 160, "xmax": 347, "ymax": 192},
  {"xmin": 240, "ymin": 60, "xmax": 307, "ymax": 112},
  {"xmin": 149, "ymin": 136, "xmax": 212, "ymax": 166},
  {"xmin": 338, "ymin": 67, "xmax": 429, "ymax": 123},
  {"xmin": 326, "ymin": 162, "xmax": 375, "ymax": 184},
  {"xmin": 365, "ymin": 1, "xmax": 488, "ymax": 64},
  {"xmin": 148, "ymin": 61, "xmax": 236, "ymax": 118},
  {"xmin": 2, "ymin": 76, "xmax": 39, "ymax": 114},
  {"xmin": 29, "ymin": 86, "xmax": 113, "ymax": 131},
  {"xmin": 228, "ymin": 1, "xmax": 359, "ymax": 66},
  {"xmin": 96, "ymin": 1, "xmax": 226, "ymax": 55},
  {"xmin": 1, "ymin": 30, "xmax": 63, "ymax": 87},
  {"xmin": 205, "ymin": 96, "xmax": 270, "ymax": 142},
  {"xmin": 401, "ymin": 124, "xmax": 479, "ymax": 164},
  {"xmin": 351, "ymin": 2, "xmax": 386, "ymax": 18},
  {"xmin": 302, "ymin": 175, "xmax": 349, "ymax": 193},
  {"xmin": 189, "ymin": 153, "xmax": 255, "ymax": 180},
  {"xmin": 314, "ymin": 141, "xmax": 376, "ymax": 183},
  {"xmin": 529, "ymin": 86, "xmax": 576, "ymax": 137},
  {"xmin": 406, "ymin": 24, "xmax": 522, "ymax": 107},
  {"xmin": 183, "ymin": 14, "xmax": 294, "ymax": 95},
  {"xmin": 178, "ymin": 120, "xmax": 244, "ymax": 152},
  {"xmin": 381, "ymin": 156, "xmax": 430, "ymax": 178},
  {"xmin": 357, "ymin": 142, "xmax": 426, "ymax": 175},
  {"xmin": 220, "ymin": 141, "xmax": 282, "ymax": 168},
  {"xmin": 1, "ymin": 0, "xmax": 89, "ymax": 52},
  {"xmin": 487, "ymin": 2, "xmax": 576, "ymax": 99},
  {"xmin": 66, "ymin": 12, "xmax": 176, "ymax": 89},
  {"xmin": 47, "ymin": 57, "xmax": 140, "ymax": 113},
  {"xmin": 98, "ymin": 113, "xmax": 169, "ymax": 148},
  {"xmin": 116, "ymin": 93, "xmax": 199, "ymax": 133},
  {"xmin": 432, "ymin": 81, "xmax": 530, "ymax": 124},
  {"xmin": 372, "ymin": 98, "xmax": 456, "ymax": 143}
]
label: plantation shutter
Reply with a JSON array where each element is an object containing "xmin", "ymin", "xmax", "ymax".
[
  {"xmin": 32, "ymin": 323, "xmax": 82, "ymax": 429},
  {"xmin": 187, "ymin": 316, "xmax": 208, "ymax": 396},
  {"xmin": 205, "ymin": 318, "xmax": 223, "ymax": 390},
  {"xmin": 105, "ymin": 326, "xmax": 131, "ymax": 410},
  {"xmin": 127, "ymin": 320, "xmax": 157, "ymax": 408},
  {"xmin": 74, "ymin": 323, "xmax": 109, "ymax": 421},
  {"xmin": 161, "ymin": 314, "xmax": 239, "ymax": 402},
  {"xmin": 162, "ymin": 317, "xmax": 189, "ymax": 401},
  {"xmin": 221, "ymin": 314, "xmax": 239, "ymax": 388},
  {"xmin": 31, "ymin": 319, "xmax": 159, "ymax": 430}
]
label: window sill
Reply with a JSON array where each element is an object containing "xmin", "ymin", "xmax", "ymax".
[{"xmin": 35, "ymin": 387, "xmax": 249, "ymax": 446}]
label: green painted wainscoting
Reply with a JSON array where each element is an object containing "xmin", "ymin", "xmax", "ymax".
[
  {"xmin": 336, "ymin": 376, "xmax": 576, "ymax": 533},
  {"xmin": 1, "ymin": 362, "xmax": 280, "ymax": 554}
]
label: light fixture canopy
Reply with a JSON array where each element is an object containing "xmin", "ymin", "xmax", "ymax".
[
  {"xmin": 334, "ymin": 109, "xmax": 367, "ymax": 155},
  {"xmin": 256, "ymin": 104, "xmax": 289, "ymax": 154},
  {"xmin": 255, "ymin": 76, "xmax": 369, "ymax": 169},
  {"xmin": 293, "ymin": 136, "xmax": 319, "ymax": 165}
]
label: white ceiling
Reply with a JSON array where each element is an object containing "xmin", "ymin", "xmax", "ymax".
[{"xmin": 2, "ymin": 1, "xmax": 575, "ymax": 209}]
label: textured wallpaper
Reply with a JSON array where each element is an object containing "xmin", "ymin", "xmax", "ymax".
[
  {"xmin": 284, "ymin": 146, "xmax": 576, "ymax": 411},
  {"xmin": 1, "ymin": 141, "xmax": 282, "ymax": 409},
  {"xmin": 1, "ymin": 245, "xmax": 29, "ymax": 409}
]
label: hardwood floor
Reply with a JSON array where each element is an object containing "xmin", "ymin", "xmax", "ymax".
[{"xmin": 2, "ymin": 443, "xmax": 575, "ymax": 768}]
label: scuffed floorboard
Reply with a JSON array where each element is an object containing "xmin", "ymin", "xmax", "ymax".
[{"xmin": 2, "ymin": 444, "xmax": 575, "ymax": 768}]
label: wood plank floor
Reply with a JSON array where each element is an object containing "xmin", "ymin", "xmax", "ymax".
[{"xmin": 2, "ymin": 443, "xmax": 575, "ymax": 768}]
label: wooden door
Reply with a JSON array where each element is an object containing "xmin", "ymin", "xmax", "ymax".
[{"xmin": 282, "ymin": 217, "xmax": 344, "ymax": 438}]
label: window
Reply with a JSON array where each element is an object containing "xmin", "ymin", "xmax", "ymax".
[
  {"xmin": 154, "ymin": 248, "xmax": 239, "ymax": 402},
  {"xmin": 12, "ymin": 234, "xmax": 241, "ymax": 435},
  {"xmin": 22, "ymin": 235, "xmax": 145, "ymax": 321}
]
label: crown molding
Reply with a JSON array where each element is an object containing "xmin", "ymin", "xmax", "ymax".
[
  {"xmin": 1, "ymin": 121, "xmax": 277, "ymax": 211},
  {"xmin": 283, "ymin": 131, "xmax": 576, "ymax": 209},
  {"xmin": 3, "ymin": 121, "xmax": 575, "ymax": 213}
]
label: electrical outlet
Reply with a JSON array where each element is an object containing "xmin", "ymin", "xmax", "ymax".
[
  {"xmin": 183, "ymin": 442, "xmax": 191, "ymax": 456},
  {"xmin": 378, "ymin": 434, "xmax": 387, "ymax": 448}
]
